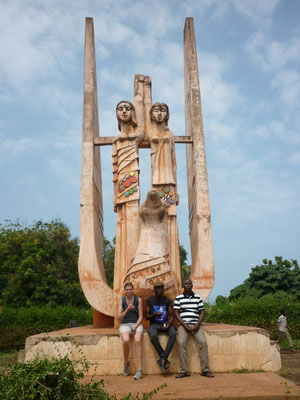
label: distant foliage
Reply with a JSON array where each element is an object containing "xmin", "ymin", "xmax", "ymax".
[
  {"xmin": 229, "ymin": 257, "xmax": 300, "ymax": 300},
  {"xmin": 0, "ymin": 219, "xmax": 87, "ymax": 307},
  {"xmin": 205, "ymin": 292, "xmax": 300, "ymax": 339},
  {"xmin": 0, "ymin": 305, "xmax": 93, "ymax": 351},
  {"xmin": 180, "ymin": 244, "xmax": 190, "ymax": 282},
  {"xmin": 103, "ymin": 237, "xmax": 115, "ymax": 288},
  {"xmin": 0, "ymin": 219, "xmax": 115, "ymax": 307}
]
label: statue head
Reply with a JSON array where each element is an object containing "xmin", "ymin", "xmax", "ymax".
[
  {"xmin": 141, "ymin": 189, "xmax": 167, "ymax": 223},
  {"xmin": 150, "ymin": 102, "xmax": 169, "ymax": 125},
  {"xmin": 116, "ymin": 100, "xmax": 137, "ymax": 131}
]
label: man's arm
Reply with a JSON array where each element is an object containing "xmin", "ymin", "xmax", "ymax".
[
  {"xmin": 174, "ymin": 309, "xmax": 192, "ymax": 331},
  {"xmin": 192, "ymin": 309, "xmax": 204, "ymax": 332},
  {"xmin": 164, "ymin": 300, "xmax": 174, "ymax": 329},
  {"xmin": 145, "ymin": 300, "xmax": 161, "ymax": 321}
]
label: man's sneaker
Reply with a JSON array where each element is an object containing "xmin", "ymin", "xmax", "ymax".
[
  {"xmin": 164, "ymin": 359, "xmax": 170, "ymax": 370},
  {"xmin": 201, "ymin": 371, "xmax": 214, "ymax": 378},
  {"xmin": 123, "ymin": 362, "xmax": 129, "ymax": 376},
  {"xmin": 157, "ymin": 359, "xmax": 166, "ymax": 373},
  {"xmin": 133, "ymin": 369, "xmax": 143, "ymax": 380}
]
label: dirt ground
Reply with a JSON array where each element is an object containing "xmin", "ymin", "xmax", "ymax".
[
  {"xmin": 278, "ymin": 349, "xmax": 300, "ymax": 386},
  {"xmin": 1, "ymin": 349, "xmax": 300, "ymax": 399},
  {"xmin": 90, "ymin": 351, "xmax": 300, "ymax": 399}
]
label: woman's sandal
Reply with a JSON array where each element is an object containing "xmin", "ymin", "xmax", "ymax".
[{"xmin": 176, "ymin": 371, "xmax": 190, "ymax": 378}]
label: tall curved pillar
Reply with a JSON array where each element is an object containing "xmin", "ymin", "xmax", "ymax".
[
  {"xmin": 79, "ymin": 18, "xmax": 114, "ymax": 323},
  {"xmin": 184, "ymin": 18, "xmax": 215, "ymax": 299}
]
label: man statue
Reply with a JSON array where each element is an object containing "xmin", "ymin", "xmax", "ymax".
[
  {"xmin": 146, "ymin": 281, "xmax": 176, "ymax": 373},
  {"xmin": 174, "ymin": 279, "xmax": 214, "ymax": 378}
]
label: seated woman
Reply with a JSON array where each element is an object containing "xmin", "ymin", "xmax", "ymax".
[{"xmin": 117, "ymin": 282, "xmax": 143, "ymax": 380}]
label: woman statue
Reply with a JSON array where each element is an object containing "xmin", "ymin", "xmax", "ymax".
[
  {"xmin": 149, "ymin": 102, "xmax": 178, "ymax": 206},
  {"xmin": 124, "ymin": 189, "xmax": 178, "ymax": 301},
  {"xmin": 117, "ymin": 282, "xmax": 143, "ymax": 380},
  {"xmin": 112, "ymin": 101, "xmax": 144, "ymax": 313},
  {"xmin": 148, "ymin": 103, "xmax": 181, "ymax": 286}
]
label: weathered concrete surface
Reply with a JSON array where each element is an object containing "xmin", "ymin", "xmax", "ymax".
[
  {"xmin": 79, "ymin": 17, "xmax": 113, "ymax": 317},
  {"xmin": 25, "ymin": 323, "xmax": 281, "ymax": 375},
  {"xmin": 184, "ymin": 18, "xmax": 214, "ymax": 300}
]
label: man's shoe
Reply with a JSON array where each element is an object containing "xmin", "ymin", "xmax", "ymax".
[
  {"xmin": 157, "ymin": 359, "xmax": 166, "ymax": 373},
  {"xmin": 133, "ymin": 369, "xmax": 143, "ymax": 380},
  {"xmin": 201, "ymin": 371, "xmax": 214, "ymax": 378},
  {"xmin": 123, "ymin": 362, "xmax": 129, "ymax": 376},
  {"xmin": 176, "ymin": 371, "xmax": 190, "ymax": 378}
]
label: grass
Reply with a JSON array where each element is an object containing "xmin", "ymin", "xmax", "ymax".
[
  {"xmin": 279, "ymin": 366, "xmax": 299, "ymax": 376},
  {"xmin": 278, "ymin": 338, "xmax": 300, "ymax": 350},
  {"xmin": 233, "ymin": 368, "xmax": 264, "ymax": 374},
  {"xmin": 0, "ymin": 349, "xmax": 18, "ymax": 365}
]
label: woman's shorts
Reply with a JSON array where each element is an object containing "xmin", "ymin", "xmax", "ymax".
[{"xmin": 119, "ymin": 323, "xmax": 144, "ymax": 335}]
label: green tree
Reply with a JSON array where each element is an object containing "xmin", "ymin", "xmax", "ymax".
[
  {"xmin": 180, "ymin": 244, "xmax": 190, "ymax": 282},
  {"xmin": 103, "ymin": 237, "xmax": 115, "ymax": 288},
  {"xmin": 0, "ymin": 219, "xmax": 87, "ymax": 307},
  {"xmin": 229, "ymin": 257, "xmax": 300, "ymax": 300}
]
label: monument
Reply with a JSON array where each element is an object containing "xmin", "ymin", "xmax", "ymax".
[
  {"xmin": 24, "ymin": 17, "xmax": 281, "ymax": 376},
  {"xmin": 78, "ymin": 17, "xmax": 214, "ymax": 328}
]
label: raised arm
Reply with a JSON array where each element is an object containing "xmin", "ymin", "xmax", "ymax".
[
  {"xmin": 146, "ymin": 300, "xmax": 161, "ymax": 321},
  {"xmin": 170, "ymin": 130, "xmax": 179, "ymax": 204},
  {"xmin": 116, "ymin": 298, "xmax": 133, "ymax": 321}
]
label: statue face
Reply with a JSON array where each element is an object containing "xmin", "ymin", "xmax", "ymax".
[
  {"xmin": 116, "ymin": 102, "xmax": 132, "ymax": 123},
  {"xmin": 151, "ymin": 105, "xmax": 168, "ymax": 124}
]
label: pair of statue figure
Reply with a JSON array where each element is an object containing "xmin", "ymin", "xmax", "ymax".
[{"xmin": 112, "ymin": 101, "xmax": 180, "ymax": 303}]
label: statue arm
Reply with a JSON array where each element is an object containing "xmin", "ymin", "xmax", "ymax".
[
  {"xmin": 170, "ymin": 131, "xmax": 179, "ymax": 204},
  {"xmin": 137, "ymin": 128, "xmax": 144, "ymax": 145},
  {"xmin": 112, "ymin": 141, "xmax": 118, "ymax": 211}
]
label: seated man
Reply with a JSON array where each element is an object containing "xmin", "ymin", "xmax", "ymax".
[
  {"xmin": 174, "ymin": 279, "xmax": 214, "ymax": 378},
  {"xmin": 146, "ymin": 281, "xmax": 176, "ymax": 373}
]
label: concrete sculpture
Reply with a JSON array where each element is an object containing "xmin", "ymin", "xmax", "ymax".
[
  {"xmin": 78, "ymin": 17, "xmax": 214, "ymax": 328},
  {"xmin": 124, "ymin": 189, "xmax": 178, "ymax": 302},
  {"xmin": 112, "ymin": 101, "xmax": 144, "ymax": 313},
  {"xmin": 24, "ymin": 18, "xmax": 281, "ymax": 379}
]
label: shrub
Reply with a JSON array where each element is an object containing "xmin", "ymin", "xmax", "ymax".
[
  {"xmin": 0, "ymin": 353, "xmax": 166, "ymax": 399},
  {"xmin": 0, "ymin": 305, "xmax": 93, "ymax": 351},
  {"xmin": 205, "ymin": 292, "xmax": 300, "ymax": 340}
]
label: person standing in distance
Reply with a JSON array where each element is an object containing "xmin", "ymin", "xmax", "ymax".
[
  {"xmin": 146, "ymin": 281, "xmax": 176, "ymax": 373},
  {"xmin": 174, "ymin": 279, "xmax": 214, "ymax": 378},
  {"xmin": 277, "ymin": 309, "xmax": 294, "ymax": 351}
]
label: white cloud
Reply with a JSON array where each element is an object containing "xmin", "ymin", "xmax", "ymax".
[
  {"xmin": 246, "ymin": 33, "xmax": 300, "ymax": 73},
  {"xmin": 232, "ymin": 0, "xmax": 280, "ymax": 26},
  {"xmin": 248, "ymin": 119, "xmax": 300, "ymax": 145},
  {"xmin": 271, "ymin": 69, "xmax": 300, "ymax": 107},
  {"xmin": 288, "ymin": 152, "xmax": 300, "ymax": 166},
  {"xmin": 47, "ymin": 157, "xmax": 80, "ymax": 187},
  {"xmin": 246, "ymin": 32, "xmax": 300, "ymax": 111}
]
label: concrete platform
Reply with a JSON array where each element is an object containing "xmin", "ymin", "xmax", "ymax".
[{"xmin": 25, "ymin": 323, "xmax": 281, "ymax": 375}]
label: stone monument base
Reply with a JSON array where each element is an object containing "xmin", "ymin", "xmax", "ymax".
[{"xmin": 24, "ymin": 323, "xmax": 281, "ymax": 375}]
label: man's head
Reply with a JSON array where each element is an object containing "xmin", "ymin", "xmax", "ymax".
[
  {"xmin": 280, "ymin": 309, "xmax": 286, "ymax": 316},
  {"xmin": 183, "ymin": 279, "xmax": 193, "ymax": 294},
  {"xmin": 153, "ymin": 281, "xmax": 164, "ymax": 297}
]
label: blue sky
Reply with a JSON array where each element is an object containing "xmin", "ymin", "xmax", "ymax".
[{"xmin": 1, "ymin": 0, "xmax": 299, "ymax": 301}]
